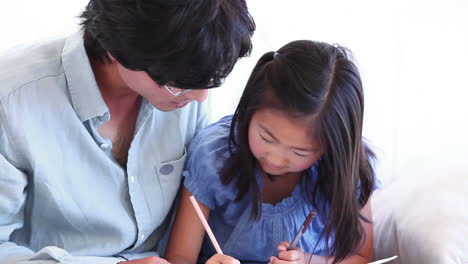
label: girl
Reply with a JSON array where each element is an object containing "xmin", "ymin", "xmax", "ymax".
[{"xmin": 165, "ymin": 40, "xmax": 376, "ymax": 264}]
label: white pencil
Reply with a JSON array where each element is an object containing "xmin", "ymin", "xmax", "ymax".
[
  {"xmin": 189, "ymin": 195, "xmax": 224, "ymax": 255},
  {"xmin": 368, "ymin": 256, "xmax": 398, "ymax": 264}
]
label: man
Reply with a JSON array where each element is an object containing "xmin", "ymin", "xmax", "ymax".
[{"xmin": 0, "ymin": 0, "xmax": 255, "ymax": 263}]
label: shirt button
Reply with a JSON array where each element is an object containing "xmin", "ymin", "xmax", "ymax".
[
  {"xmin": 100, "ymin": 143, "xmax": 110, "ymax": 149},
  {"xmin": 159, "ymin": 164, "xmax": 174, "ymax": 175},
  {"xmin": 130, "ymin": 176, "xmax": 135, "ymax": 184}
]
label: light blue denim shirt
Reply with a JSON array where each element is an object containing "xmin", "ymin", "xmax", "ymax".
[
  {"xmin": 183, "ymin": 116, "xmax": 332, "ymax": 264},
  {"xmin": 184, "ymin": 117, "xmax": 379, "ymax": 264},
  {"xmin": 0, "ymin": 32, "xmax": 209, "ymax": 264}
]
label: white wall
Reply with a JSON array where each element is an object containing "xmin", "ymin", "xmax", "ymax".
[
  {"xmin": 1, "ymin": 0, "xmax": 467, "ymax": 184},
  {"xmin": 0, "ymin": 1, "xmax": 88, "ymax": 49}
]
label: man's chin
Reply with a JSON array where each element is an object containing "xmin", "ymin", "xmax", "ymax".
[
  {"xmin": 152, "ymin": 106, "xmax": 173, "ymax": 112},
  {"xmin": 152, "ymin": 104, "xmax": 184, "ymax": 112}
]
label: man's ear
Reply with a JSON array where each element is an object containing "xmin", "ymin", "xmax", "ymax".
[{"xmin": 107, "ymin": 52, "xmax": 118, "ymax": 63}]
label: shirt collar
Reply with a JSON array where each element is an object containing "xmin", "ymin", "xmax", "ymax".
[{"xmin": 62, "ymin": 31, "xmax": 109, "ymax": 122}]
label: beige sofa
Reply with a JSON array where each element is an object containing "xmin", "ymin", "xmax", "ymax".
[{"xmin": 372, "ymin": 160, "xmax": 468, "ymax": 264}]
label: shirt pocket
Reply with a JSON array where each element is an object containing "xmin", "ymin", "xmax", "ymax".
[{"xmin": 155, "ymin": 147, "xmax": 187, "ymax": 219}]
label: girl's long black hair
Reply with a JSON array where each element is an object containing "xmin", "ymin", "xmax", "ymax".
[{"xmin": 220, "ymin": 40, "xmax": 376, "ymax": 263}]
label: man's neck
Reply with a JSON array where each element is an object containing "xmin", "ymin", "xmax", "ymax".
[
  {"xmin": 90, "ymin": 59, "xmax": 141, "ymax": 168},
  {"xmin": 90, "ymin": 59, "xmax": 139, "ymax": 101},
  {"xmin": 90, "ymin": 59, "xmax": 141, "ymax": 121}
]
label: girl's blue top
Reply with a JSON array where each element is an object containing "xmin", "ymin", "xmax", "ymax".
[{"xmin": 183, "ymin": 116, "xmax": 335, "ymax": 264}]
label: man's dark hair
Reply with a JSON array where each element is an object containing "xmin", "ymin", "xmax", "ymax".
[{"xmin": 80, "ymin": 0, "xmax": 255, "ymax": 89}]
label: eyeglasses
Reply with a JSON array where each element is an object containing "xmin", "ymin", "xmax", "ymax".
[{"xmin": 164, "ymin": 85, "xmax": 192, "ymax": 97}]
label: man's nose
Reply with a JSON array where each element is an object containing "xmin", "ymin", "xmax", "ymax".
[{"xmin": 186, "ymin": 89, "xmax": 208, "ymax": 102}]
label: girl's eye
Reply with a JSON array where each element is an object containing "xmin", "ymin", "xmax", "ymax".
[
  {"xmin": 294, "ymin": 152, "xmax": 309, "ymax": 157},
  {"xmin": 260, "ymin": 135, "xmax": 273, "ymax": 143}
]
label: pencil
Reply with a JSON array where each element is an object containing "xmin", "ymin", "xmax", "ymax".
[
  {"xmin": 287, "ymin": 210, "xmax": 316, "ymax": 250},
  {"xmin": 189, "ymin": 195, "xmax": 224, "ymax": 255},
  {"xmin": 368, "ymin": 256, "xmax": 398, "ymax": 264}
]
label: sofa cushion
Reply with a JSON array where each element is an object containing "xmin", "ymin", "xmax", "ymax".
[{"xmin": 372, "ymin": 161, "xmax": 468, "ymax": 264}]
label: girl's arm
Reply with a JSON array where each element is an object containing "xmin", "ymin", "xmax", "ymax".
[
  {"xmin": 165, "ymin": 187, "xmax": 207, "ymax": 264},
  {"xmin": 164, "ymin": 187, "xmax": 239, "ymax": 264},
  {"xmin": 271, "ymin": 199, "xmax": 374, "ymax": 264}
]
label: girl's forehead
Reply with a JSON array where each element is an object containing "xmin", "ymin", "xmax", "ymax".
[
  {"xmin": 252, "ymin": 108, "xmax": 317, "ymax": 135},
  {"xmin": 253, "ymin": 108, "xmax": 317, "ymax": 126}
]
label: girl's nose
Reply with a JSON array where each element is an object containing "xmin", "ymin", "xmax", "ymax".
[{"xmin": 266, "ymin": 153, "xmax": 288, "ymax": 169}]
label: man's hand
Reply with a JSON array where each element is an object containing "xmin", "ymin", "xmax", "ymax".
[
  {"xmin": 120, "ymin": 256, "xmax": 171, "ymax": 264},
  {"xmin": 269, "ymin": 241, "xmax": 306, "ymax": 264},
  {"xmin": 206, "ymin": 253, "xmax": 240, "ymax": 264}
]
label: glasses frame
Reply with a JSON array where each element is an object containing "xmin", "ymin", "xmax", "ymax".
[{"xmin": 164, "ymin": 85, "xmax": 192, "ymax": 97}]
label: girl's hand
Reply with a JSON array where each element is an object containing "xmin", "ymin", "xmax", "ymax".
[
  {"xmin": 269, "ymin": 241, "xmax": 306, "ymax": 264},
  {"xmin": 206, "ymin": 253, "xmax": 240, "ymax": 264}
]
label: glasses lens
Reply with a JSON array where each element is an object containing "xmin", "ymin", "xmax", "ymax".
[{"xmin": 165, "ymin": 85, "xmax": 192, "ymax": 96}]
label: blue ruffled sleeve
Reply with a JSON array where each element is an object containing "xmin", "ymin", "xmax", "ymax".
[{"xmin": 182, "ymin": 116, "xmax": 235, "ymax": 210}]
